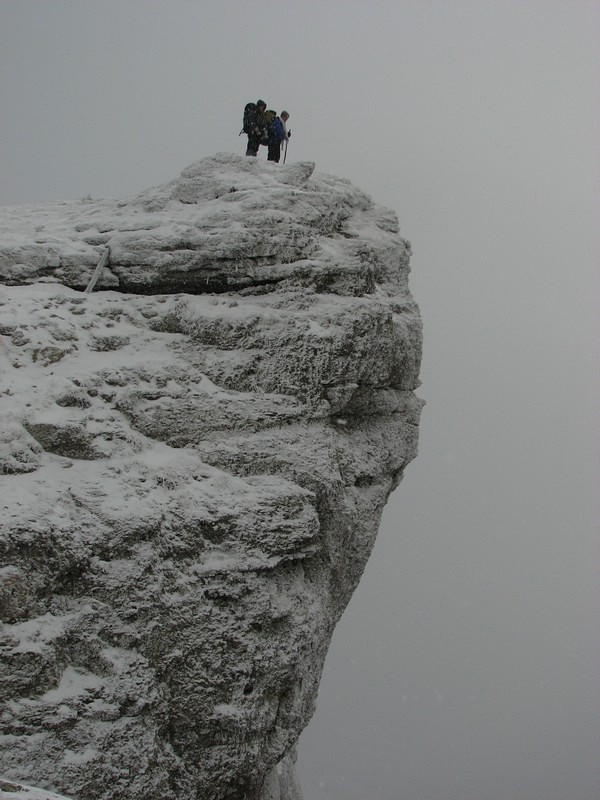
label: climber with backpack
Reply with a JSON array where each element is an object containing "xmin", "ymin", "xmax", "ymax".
[{"xmin": 241, "ymin": 100, "xmax": 269, "ymax": 157}]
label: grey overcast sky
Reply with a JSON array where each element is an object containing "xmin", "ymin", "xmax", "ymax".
[{"xmin": 1, "ymin": 2, "xmax": 598, "ymax": 799}]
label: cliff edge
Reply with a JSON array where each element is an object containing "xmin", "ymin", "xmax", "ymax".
[{"xmin": 0, "ymin": 154, "xmax": 423, "ymax": 800}]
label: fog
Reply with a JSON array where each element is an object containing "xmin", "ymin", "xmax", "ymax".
[{"xmin": 1, "ymin": 2, "xmax": 598, "ymax": 799}]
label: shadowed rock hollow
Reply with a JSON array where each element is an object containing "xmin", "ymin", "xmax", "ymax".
[{"xmin": 0, "ymin": 153, "xmax": 423, "ymax": 800}]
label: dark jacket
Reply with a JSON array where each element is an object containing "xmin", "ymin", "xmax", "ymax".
[{"xmin": 247, "ymin": 108, "xmax": 268, "ymax": 143}]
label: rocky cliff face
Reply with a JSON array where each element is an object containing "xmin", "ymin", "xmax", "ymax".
[{"xmin": 0, "ymin": 154, "xmax": 423, "ymax": 800}]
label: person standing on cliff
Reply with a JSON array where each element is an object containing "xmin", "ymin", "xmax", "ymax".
[
  {"xmin": 245, "ymin": 100, "xmax": 268, "ymax": 157},
  {"xmin": 266, "ymin": 110, "xmax": 290, "ymax": 163},
  {"xmin": 280, "ymin": 111, "xmax": 291, "ymax": 162}
]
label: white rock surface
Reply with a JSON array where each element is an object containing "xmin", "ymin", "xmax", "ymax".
[
  {"xmin": 0, "ymin": 154, "xmax": 422, "ymax": 800},
  {"xmin": 0, "ymin": 778, "xmax": 71, "ymax": 799}
]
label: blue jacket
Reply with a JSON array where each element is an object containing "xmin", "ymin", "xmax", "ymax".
[{"xmin": 269, "ymin": 117, "xmax": 286, "ymax": 144}]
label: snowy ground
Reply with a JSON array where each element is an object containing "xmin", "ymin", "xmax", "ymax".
[{"xmin": 0, "ymin": 780, "xmax": 71, "ymax": 800}]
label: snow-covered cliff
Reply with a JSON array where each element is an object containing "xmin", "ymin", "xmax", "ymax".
[{"xmin": 0, "ymin": 154, "xmax": 423, "ymax": 800}]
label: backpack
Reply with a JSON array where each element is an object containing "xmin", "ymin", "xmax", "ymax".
[{"xmin": 242, "ymin": 102, "xmax": 258, "ymax": 135}]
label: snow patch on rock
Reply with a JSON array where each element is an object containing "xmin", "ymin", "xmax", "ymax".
[{"xmin": 0, "ymin": 779, "xmax": 72, "ymax": 800}]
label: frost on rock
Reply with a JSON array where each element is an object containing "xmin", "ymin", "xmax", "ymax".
[
  {"xmin": 0, "ymin": 154, "xmax": 423, "ymax": 800},
  {"xmin": 0, "ymin": 779, "xmax": 72, "ymax": 799}
]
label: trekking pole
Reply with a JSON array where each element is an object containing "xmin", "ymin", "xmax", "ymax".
[{"xmin": 283, "ymin": 137, "xmax": 289, "ymax": 165}]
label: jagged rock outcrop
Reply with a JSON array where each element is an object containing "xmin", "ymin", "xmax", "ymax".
[{"xmin": 0, "ymin": 153, "xmax": 423, "ymax": 800}]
